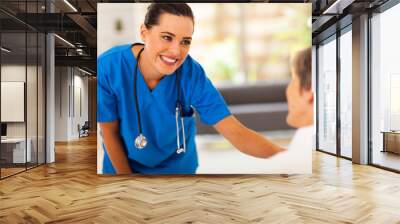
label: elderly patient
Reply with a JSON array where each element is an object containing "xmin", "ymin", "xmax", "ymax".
[{"xmin": 277, "ymin": 47, "xmax": 313, "ymax": 173}]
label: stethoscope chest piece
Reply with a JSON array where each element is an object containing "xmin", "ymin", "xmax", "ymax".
[
  {"xmin": 135, "ymin": 134, "xmax": 147, "ymax": 149},
  {"xmin": 176, "ymin": 147, "xmax": 185, "ymax": 154}
]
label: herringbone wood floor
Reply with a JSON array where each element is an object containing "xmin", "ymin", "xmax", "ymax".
[{"xmin": 1, "ymin": 135, "xmax": 400, "ymax": 224}]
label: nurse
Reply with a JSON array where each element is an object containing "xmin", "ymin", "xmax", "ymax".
[{"xmin": 97, "ymin": 3, "xmax": 285, "ymax": 174}]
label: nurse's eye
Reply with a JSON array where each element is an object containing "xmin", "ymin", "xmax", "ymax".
[
  {"xmin": 181, "ymin": 39, "xmax": 191, "ymax": 46},
  {"xmin": 161, "ymin": 35, "xmax": 173, "ymax": 41}
]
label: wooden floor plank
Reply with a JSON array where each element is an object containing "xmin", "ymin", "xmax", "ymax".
[{"xmin": 0, "ymin": 135, "xmax": 399, "ymax": 223}]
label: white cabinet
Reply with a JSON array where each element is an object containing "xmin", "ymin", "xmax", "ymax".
[{"xmin": 1, "ymin": 138, "xmax": 32, "ymax": 163}]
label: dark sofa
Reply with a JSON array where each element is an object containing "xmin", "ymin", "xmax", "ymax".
[{"xmin": 195, "ymin": 81, "xmax": 292, "ymax": 134}]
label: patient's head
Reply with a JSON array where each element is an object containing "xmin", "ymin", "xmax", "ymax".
[{"xmin": 286, "ymin": 47, "xmax": 313, "ymax": 128}]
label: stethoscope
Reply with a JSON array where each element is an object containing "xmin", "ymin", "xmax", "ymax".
[{"xmin": 133, "ymin": 46, "xmax": 186, "ymax": 154}]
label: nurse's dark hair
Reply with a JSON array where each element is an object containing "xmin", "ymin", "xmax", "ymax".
[
  {"xmin": 144, "ymin": 3, "xmax": 194, "ymax": 29},
  {"xmin": 291, "ymin": 47, "xmax": 312, "ymax": 92}
]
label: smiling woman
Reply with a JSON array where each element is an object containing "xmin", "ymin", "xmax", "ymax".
[
  {"xmin": 97, "ymin": 3, "xmax": 285, "ymax": 175},
  {"xmin": 136, "ymin": 13, "xmax": 193, "ymax": 87}
]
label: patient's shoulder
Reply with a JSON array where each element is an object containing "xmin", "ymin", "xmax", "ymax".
[{"xmin": 288, "ymin": 125, "xmax": 314, "ymax": 152}]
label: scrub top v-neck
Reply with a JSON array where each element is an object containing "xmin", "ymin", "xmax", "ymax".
[{"xmin": 97, "ymin": 44, "xmax": 231, "ymax": 174}]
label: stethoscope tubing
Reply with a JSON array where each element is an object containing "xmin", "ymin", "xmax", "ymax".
[{"xmin": 133, "ymin": 45, "xmax": 186, "ymax": 153}]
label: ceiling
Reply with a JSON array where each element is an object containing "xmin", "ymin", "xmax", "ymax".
[
  {"xmin": 0, "ymin": 0, "xmax": 98, "ymax": 73},
  {"xmin": 4, "ymin": 0, "xmax": 391, "ymax": 73},
  {"xmin": 312, "ymin": 0, "xmax": 390, "ymax": 44}
]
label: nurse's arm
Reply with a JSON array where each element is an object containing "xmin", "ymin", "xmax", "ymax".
[
  {"xmin": 100, "ymin": 121, "xmax": 133, "ymax": 174},
  {"xmin": 213, "ymin": 115, "xmax": 285, "ymax": 158}
]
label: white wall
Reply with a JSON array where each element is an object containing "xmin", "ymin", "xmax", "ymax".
[
  {"xmin": 1, "ymin": 65, "xmax": 26, "ymax": 81},
  {"xmin": 97, "ymin": 3, "xmax": 142, "ymax": 55},
  {"xmin": 1, "ymin": 65, "xmax": 32, "ymax": 138},
  {"xmin": 1, "ymin": 64, "xmax": 46, "ymax": 163},
  {"xmin": 54, "ymin": 67, "xmax": 89, "ymax": 141},
  {"xmin": 1, "ymin": 65, "xmax": 26, "ymax": 141}
]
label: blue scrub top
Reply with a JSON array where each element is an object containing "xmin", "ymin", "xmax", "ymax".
[{"xmin": 97, "ymin": 44, "xmax": 231, "ymax": 174}]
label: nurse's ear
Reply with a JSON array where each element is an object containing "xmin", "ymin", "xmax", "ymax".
[{"xmin": 139, "ymin": 24, "xmax": 148, "ymax": 43}]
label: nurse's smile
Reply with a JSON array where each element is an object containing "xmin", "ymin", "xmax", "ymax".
[{"xmin": 159, "ymin": 55, "xmax": 178, "ymax": 66}]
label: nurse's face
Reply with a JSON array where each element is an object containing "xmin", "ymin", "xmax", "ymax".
[
  {"xmin": 140, "ymin": 13, "xmax": 194, "ymax": 76},
  {"xmin": 285, "ymin": 68, "xmax": 313, "ymax": 128}
]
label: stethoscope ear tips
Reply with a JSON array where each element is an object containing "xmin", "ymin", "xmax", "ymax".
[{"xmin": 135, "ymin": 134, "xmax": 147, "ymax": 149}]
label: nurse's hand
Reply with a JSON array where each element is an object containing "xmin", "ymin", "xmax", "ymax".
[
  {"xmin": 100, "ymin": 121, "xmax": 133, "ymax": 174},
  {"xmin": 213, "ymin": 115, "xmax": 286, "ymax": 158}
]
